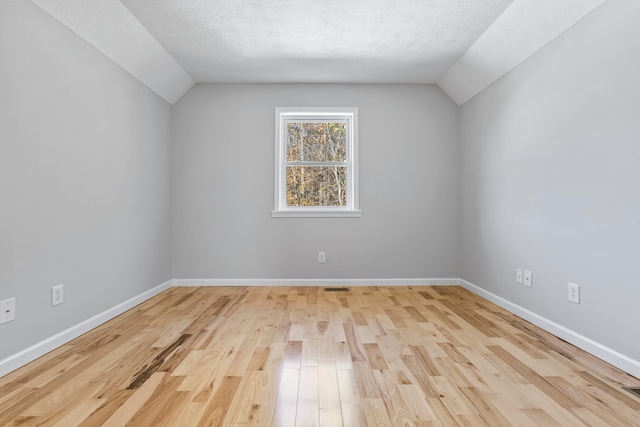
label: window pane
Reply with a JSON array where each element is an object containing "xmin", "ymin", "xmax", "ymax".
[
  {"xmin": 286, "ymin": 122, "xmax": 347, "ymax": 162},
  {"xmin": 286, "ymin": 166, "xmax": 347, "ymax": 206}
]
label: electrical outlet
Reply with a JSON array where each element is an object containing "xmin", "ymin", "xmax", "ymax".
[
  {"xmin": 568, "ymin": 283, "xmax": 580, "ymax": 304},
  {"xmin": 318, "ymin": 252, "xmax": 326, "ymax": 263},
  {"xmin": 52, "ymin": 284, "xmax": 64, "ymax": 306},
  {"xmin": 516, "ymin": 269, "xmax": 523, "ymax": 284},
  {"xmin": 524, "ymin": 270, "xmax": 532, "ymax": 287},
  {"xmin": 0, "ymin": 298, "xmax": 16, "ymax": 324}
]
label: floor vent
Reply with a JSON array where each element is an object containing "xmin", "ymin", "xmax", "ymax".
[
  {"xmin": 623, "ymin": 387, "xmax": 640, "ymax": 398},
  {"xmin": 324, "ymin": 287, "xmax": 350, "ymax": 292}
]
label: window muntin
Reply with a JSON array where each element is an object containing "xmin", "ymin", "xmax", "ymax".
[{"xmin": 273, "ymin": 108, "xmax": 360, "ymax": 217}]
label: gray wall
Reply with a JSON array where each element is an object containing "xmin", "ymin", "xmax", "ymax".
[
  {"xmin": 0, "ymin": 2, "xmax": 172, "ymax": 359},
  {"xmin": 172, "ymin": 84, "xmax": 460, "ymax": 279},
  {"xmin": 460, "ymin": 0, "xmax": 640, "ymax": 360},
  {"xmin": 6, "ymin": 0, "xmax": 636, "ymax": 377}
]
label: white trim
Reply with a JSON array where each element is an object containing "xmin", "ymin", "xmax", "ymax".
[
  {"xmin": 173, "ymin": 278, "xmax": 460, "ymax": 287},
  {"xmin": 0, "ymin": 280, "xmax": 173, "ymax": 378},
  {"xmin": 271, "ymin": 210, "xmax": 362, "ymax": 218},
  {"xmin": 458, "ymin": 279, "xmax": 640, "ymax": 379}
]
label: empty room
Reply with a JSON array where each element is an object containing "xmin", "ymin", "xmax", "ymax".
[{"xmin": 1, "ymin": 0, "xmax": 639, "ymax": 425}]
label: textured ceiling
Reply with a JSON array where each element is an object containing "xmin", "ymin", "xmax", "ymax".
[
  {"xmin": 118, "ymin": 0, "xmax": 514, "ymax": 83},
  {"xmin": 29, "ymin": 0, "xmax": 609, "ymax": 105}
]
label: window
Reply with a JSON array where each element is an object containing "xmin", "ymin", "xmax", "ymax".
[{"xmin": 273, "ymin": 107, "xmax": 360, "ymax": 217}]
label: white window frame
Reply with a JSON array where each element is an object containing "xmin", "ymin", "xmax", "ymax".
[{"xmin": 272, "ymin": 107, "xmax": 361, "ymax": 218}]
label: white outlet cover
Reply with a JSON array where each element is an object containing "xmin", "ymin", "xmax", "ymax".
[
  {"xmin": 0, "ymin": 298, "xmax": 16, "ymax": 324},
  {"xmin": 516, "ymin": 269, "xmax": 523, "ymax": 284},
  {"xmin": 52, "ymin": 285, "xmax": 64, "ymax": 306},
  {"xmin": 568, "ymin": 283, "xmax": 580, "ymax": 304},
  {"xmin": 524, "ymin": 270, "xmax": 532, "ymax": 287}
]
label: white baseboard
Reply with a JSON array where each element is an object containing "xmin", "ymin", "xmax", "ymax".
[
  {"xmin": 0, "ymin": 280, "xmax": 173, "ymax": 378},
  {"xmin": 459, "ymin": 279, "xmax": 640, "ymax": 379},
  {"xmin": 172, "ymin": 278, "xmax": 461, "ymax": 287}
]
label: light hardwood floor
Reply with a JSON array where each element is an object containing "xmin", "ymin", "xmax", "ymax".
[{"xmin": 1, "ymin": 286, "xmax": 639, "ymax": 426}]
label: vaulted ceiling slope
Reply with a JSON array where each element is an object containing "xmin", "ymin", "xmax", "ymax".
[{"xmin": 30, "ymin": 0, "xmax": 607, "ymax": 105}]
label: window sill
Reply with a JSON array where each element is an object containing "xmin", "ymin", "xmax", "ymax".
[{"xmin": 271, "ymin": 210, "xmax": 362, "ymax": 218}]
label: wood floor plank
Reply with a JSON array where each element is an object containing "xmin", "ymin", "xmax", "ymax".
[
  {"xmin": 397, "ymin": 383, "xmax": 437, "ymax": 421},
  {"xmin": 459, "ymin": 386, "xmax": 512, "ymax": 426},
  {"xmin": 77, "ymin": 389, "xmax": 134, "ymax": 427},
  {"xmin": 318, "ymin": 362, "xmax": 340, "ymax": 411},
  {"xmin": 487, "ymin": 345, "xmax": 580, "ymax": 409},
  {"xmin": 370, "ymin": 370, "xmax": 410, "ymax": 426},
  {"xmin": 295, "ymin": 366, "xmax": 319, "ymax": 427},
  {"xmin": 363, "ymin": 343, "xmax": 389, "ymax": 371},
  {"xmin": 102, "ymin": 371, "xmax": 166, "ymax": 427},
  {"xmin": 363, "ymin": 397, "xmax": 393, "ymax": 427},
  {"xmin": 197, "ymin": 375, "xmax": 242, "ymax": 427},
  {"xmin": 273, "ymin": 368, "xmax": 300, "ymax": 427},
  {"xmin": 1, "ymin": 285, "xmax": 639, "ymax": 426},
  {"xmin": 431, "ymin": 376, "xmax": 476, "ymax": 417},
  {"xmin": 336, "ymin": 369, "xmax": 367, "ymax": 427},
  {"xmin": 225, "ymin": 371, "xmax": 272, "ymax": 424}
]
